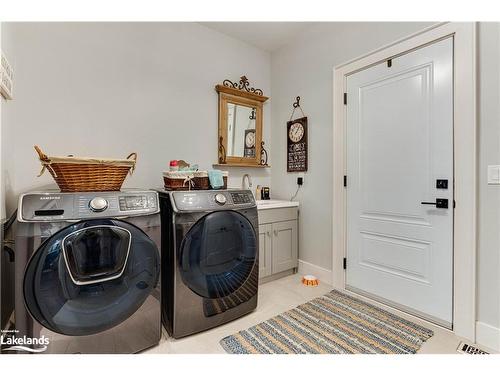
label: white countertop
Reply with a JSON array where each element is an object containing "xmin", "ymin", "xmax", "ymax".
[{"xmin": 256, "ymin": 199, "xmax": 299, "ymax": 210}]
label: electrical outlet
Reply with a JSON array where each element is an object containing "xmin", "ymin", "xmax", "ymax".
[{"xmin": 297, "ymin": 177, "xmax": 303, "ymax": 185}]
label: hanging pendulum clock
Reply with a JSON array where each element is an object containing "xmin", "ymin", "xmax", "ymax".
[{"xmin": 287, "ymin": 116, "xmax": 308, "ymax": 172}]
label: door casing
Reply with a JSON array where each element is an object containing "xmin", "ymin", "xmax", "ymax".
[{"xmin": 332, "ymin": 22, "xmax": 477, "ymax": 342}]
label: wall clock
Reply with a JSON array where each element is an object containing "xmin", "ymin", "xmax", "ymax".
[
  {"xmin": 289, "ymin": 121, "xmax": 305, "ymax": 143},
  {"xmin": 287, "ymin": 117, "xmax": 308, "ymax": 172}
]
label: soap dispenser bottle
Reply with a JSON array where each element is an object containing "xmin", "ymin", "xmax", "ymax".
[{"xmin": 255, "ymin": 185, "xmax": 262, "ymax": 200}]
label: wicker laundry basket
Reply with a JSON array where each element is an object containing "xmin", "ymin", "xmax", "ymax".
[{"xmin": 34, "ymin": 145, "xmax": 137, "ymax": 192}]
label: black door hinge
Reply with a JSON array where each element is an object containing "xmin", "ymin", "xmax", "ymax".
[
  {"xmin": 343, "ymin": 175, "xmax": 347, "ymax": 187},
  {"xmin": 387, "ymin": 59, "xmax": 392, "ymax": 68},
  {"xmin": 453, "ymin": 200, "xmax": 456, "ymax": 208},
  {"xmin": 343, "ymin": 93, "xmax": 347, "ymax": 105},
  {"xmin": 343, "ymin": 257, "xmax": 347, "ymax": 270}
]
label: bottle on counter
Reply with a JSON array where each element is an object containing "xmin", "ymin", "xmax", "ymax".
[{"xmin": 255, "ymin": 185, "xmax": 262, "ymax": 200}]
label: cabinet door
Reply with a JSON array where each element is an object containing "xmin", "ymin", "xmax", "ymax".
[
  {"xmin": 272, "ymin": 220, "xmax": 298, "ymax": 274},
  {"xmin": 258, "ymin": 224, "xmax": 273, "ymax": 278}
]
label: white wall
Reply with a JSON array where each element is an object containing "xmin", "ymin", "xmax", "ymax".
[
  {"xmin": 0, "ymin": 22, "xmax": 272, "ymax": 216},
  {"xmin": 270, "ymin": 22, "xmax": 434, "ymax": 271},
  {"xmin": 476, "ymin": 22, "xmax": 500, "ymax": 349}
]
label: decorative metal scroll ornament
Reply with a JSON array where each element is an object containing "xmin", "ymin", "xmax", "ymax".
[
  {"xmin": 260, "ymin": 141, "xmax": 269, "ymax": 166},
  {"xmin": 249, "ymin": 108, "xmax": 256, "ymax": 120},
  {"xmin": 222, "ymin": 76, "xmax": 263, "ymax": 96},
  {"xmin": 218, "ymin": 136, "xmax": 227, "ymax": 164},
  {"xmin": 289, "ymin": 96, "xmax": 305, "ymax": 121}
]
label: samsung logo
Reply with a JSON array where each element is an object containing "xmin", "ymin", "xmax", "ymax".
[{"xmin": 40, "ymin": 196, "xmax": 61, "ymax": 200}]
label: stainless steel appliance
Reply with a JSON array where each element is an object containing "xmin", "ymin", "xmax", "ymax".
[
  {"xmin": 159, "ymin": 189, "xmax": 258, "ymax": 338},
  {"xmin": 14, "ymin": 190, "xmax": 161, "ymax": 354}
]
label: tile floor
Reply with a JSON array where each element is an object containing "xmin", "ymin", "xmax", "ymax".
[{"xmin": 145, "ymin": 274, "xmax": 493, "ymax": 354}]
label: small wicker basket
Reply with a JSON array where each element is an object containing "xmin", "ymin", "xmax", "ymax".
[
  {"xmin": 163, "ymin": 170, "xmax": 228, "ymax": 190},
  {"xmin": 163, "ymin": 171, "xmax": 194, "ymax": 190},
  {"xmin": 35, "ymin": 145, "xmax": 137, "ymax": 192}
]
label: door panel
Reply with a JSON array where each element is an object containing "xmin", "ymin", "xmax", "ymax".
[
  {"xmin": 272, "ymin": 220, "xmax": 298, "ymax": 274},
  {"xmin": 346, "ymin": 38, "xmax": 453, "ymax": 326},
  {"xmin": 179, "ymin": 211, "xmax": 257, "ymax": 299},
  {"xmin": 62, "ymin": 226, "xmax": 131, "ymax": 285},
  {"xmin": 258, "ymin": 224, "xmax": 273, "ymax": 278},
  {"xmin": 359, "ymin": 232, "xmax": 431, "ymax": 283}
]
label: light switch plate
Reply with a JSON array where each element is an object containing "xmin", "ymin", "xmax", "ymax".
[{"xmin": 487, "ymin": 165, "xmax": 500, "ymax": 185}]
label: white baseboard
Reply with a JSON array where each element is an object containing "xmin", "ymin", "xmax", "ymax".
[
  {"xmin": 476, "ymin": 321, "xmax": 500, "ymax": 352},
  {"xmin": 297, "ymin": 259, "xmax": 333, "ymax": 285}
]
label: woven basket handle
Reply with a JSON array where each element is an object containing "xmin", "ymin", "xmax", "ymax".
[
  {"xmin": 126, "ymin": 152, "xmax": 137, "ymax": 161},
  {"xmin": 126, "ymin": 152, "xmax": 137, "ymax": 175},
  {"xmin": 34, "ymin": 145, "xmax": 56, "ymax": 177},
  {"xmin": 34, "ymin": 145, "xmax": 50, "ymax": 162}
]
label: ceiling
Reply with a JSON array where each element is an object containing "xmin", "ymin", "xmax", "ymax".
[{"xmin": 199, "ymin": 22, "xmax": 314, "ymax": 52}]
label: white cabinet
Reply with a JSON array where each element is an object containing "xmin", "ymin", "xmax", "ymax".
[
  {"xmin": 272, "ymin": 220, "xmax": 298, "ymax": 274},
  {"xmin": 257, "ymin": 206, "xmax": 298, "ymax": 282}
]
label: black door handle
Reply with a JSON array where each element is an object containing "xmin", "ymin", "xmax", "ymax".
[{"xmin": 421, "ymin": 198, "xmax": 448, "ymax": 209}]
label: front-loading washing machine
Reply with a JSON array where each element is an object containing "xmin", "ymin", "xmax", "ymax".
[
  {"xmin": 159, "ymin": 189, "xmax": 258, "ymax": 338},
  {"xmin": 13, "ymin": 190, "xmax": 161, "ymax": 354}
]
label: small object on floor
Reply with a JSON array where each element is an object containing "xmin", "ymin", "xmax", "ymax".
[
  {"xmin": 457, "ymin": 342, "xmax": 489, "ymax": 354},
  {"xmin": 301, "ymin": 275, "xmax": 319, "ymax": 286},
  {"xmin": 220, "ymin": 289, "xmax": 434, "ymax": 354}
]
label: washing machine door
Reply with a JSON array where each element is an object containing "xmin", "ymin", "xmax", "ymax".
[
  {"xmin": 24, "ymin": 219, "xmax": 159, "ymax": 336},
  {"xmin": 179, "ymin": 211, "xmax": 257, "ymax": 299}
]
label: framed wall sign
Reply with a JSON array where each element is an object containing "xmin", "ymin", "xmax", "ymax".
[{"xmin": 287, "ymin": 116, "xmax": 308, "ymax": 172}]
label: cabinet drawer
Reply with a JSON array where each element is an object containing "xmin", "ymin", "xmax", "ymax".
[{"xmin": 258, "ymin": 207, "xmax": 298, "ymax": 224}]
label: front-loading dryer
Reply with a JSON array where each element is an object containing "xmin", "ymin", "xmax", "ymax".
[
  {"xmin": 13, "ymin": 190, "xmax": 161, "ymax": 354},
  {"xmin": 159, "ymin": 189, "xmax": 258, "ymax": 338}
]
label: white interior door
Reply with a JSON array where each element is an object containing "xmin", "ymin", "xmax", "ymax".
[{"xmin": 346, "ymin": 37, "xmax": 454, "ymax": 327}]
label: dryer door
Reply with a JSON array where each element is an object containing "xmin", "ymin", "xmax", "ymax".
[
  {"xmin": 179, "ymin": 211, "xmax": 257, "ymax": 299},
  {"xmin": 24, "ymin": 219, "xmax": 159, "ymax": 336}
]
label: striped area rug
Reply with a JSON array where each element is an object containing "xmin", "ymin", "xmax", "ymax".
[{"xmin": 220, "ymin": 289, "xmax": 433, "ymax": 354}]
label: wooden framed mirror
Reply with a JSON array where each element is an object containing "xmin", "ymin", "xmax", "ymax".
[{"xmin": 215, "ymin": 76, "xmax": 269, "ymax": 167}]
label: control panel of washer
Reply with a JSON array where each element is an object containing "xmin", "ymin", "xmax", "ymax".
[
  {"xmin": 118, "ymin": 194, "xmax": 157, "ymax": 212},
  {"xmin": 230, "ymin": 192, "xmax": 253, "ymax": 204},
  {"xmin": 171, "ymin": 190, "xmax": 255, "ymax": 212},
  {"xmin": 18, "ymin": 190, "xmax": 159, "ymax": 222}
]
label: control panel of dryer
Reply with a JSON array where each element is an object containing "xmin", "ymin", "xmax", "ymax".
[
  {"xmin": 171, "ymin": 190, "xmax": 255, "ymax": 212},
  {"xmin": 18, "ymin": 190, "xmax": 159, "ymax": 222}
]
